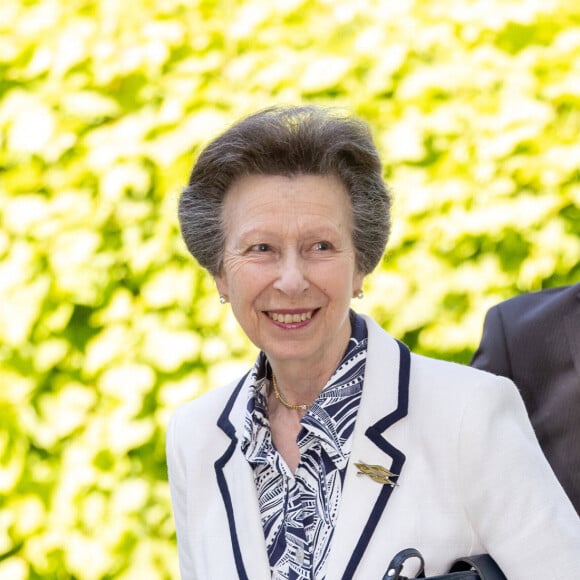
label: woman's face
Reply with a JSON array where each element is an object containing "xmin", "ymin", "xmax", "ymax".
[{"xmin": 215, "ymin": 174, "xmax": 364, "ymax": 372}]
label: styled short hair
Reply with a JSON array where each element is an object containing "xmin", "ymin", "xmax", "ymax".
[{"xmin": 178, "ymin": 105, "xmax": 392, "ymax": 276}]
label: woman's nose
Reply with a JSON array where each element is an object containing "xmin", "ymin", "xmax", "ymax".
[{"xmin": 272, "ymin": 253, "xmax": 309, "ymax": 296}]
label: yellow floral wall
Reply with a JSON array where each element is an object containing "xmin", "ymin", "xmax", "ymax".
[{"xmin": 1, "ymin": 0, "xmax": 579, "ymax": 577}]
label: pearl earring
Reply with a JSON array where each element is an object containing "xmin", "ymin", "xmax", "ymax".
[
  {"xmin": 219, "ymin": 295, "xmax": 228, "ymax": 304},
  {"xmin": 356, "ymin": 290, "xmax": 364, "ymax": 299}
]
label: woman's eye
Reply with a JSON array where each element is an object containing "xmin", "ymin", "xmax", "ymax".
[
  {"xmin": 314, "ymin": 241, "xmax": 331, "ymax": 251},
  {"xmin": 250, "ymin": 243, "xmax": 270, "ymax": 252}
]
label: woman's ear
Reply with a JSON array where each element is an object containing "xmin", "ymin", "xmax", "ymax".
[
  {"xmin": 353, "ymin": 271, "xmax": 365, "ymax": 296},
  {"xmin": 214, "ymin": 274, "xmax": 228, "ymax": 300}
]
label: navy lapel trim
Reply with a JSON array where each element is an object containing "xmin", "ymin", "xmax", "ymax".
[
  {"xmin": 341, "ymin": 339, "xmax": 410, "ymax": 580},
  {"xmin": 214, "ymin": 373, "xmax": 250, "ymax": 580}
]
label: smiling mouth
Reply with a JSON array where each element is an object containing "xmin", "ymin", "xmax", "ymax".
[{"xmin": 267, "ymin": 310, "xmax": 314, "ymax": 323}]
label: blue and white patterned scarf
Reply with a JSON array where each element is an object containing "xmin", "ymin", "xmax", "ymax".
[{"xmin": 241, "ymin": 312, "xmax": 368, "ymax": 580}]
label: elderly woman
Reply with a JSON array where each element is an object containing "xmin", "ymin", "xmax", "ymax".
[{"xmin": 167, "ymin": 106, "xmax": 580, "ymax": 579}]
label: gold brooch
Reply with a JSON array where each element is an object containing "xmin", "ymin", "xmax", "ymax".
[{"xmin": 355, "ymin": 462, "xmax": 399, "ymax": 487}]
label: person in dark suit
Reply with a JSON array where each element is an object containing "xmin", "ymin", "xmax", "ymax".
[{"xmin": 471, "ymin": 283, "xmax": 580, "ymax": 514}]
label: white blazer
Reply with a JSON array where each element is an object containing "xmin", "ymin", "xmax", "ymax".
[{"xmin": 166, "ymin": 315, "xmax": 580, "ymax": 579}]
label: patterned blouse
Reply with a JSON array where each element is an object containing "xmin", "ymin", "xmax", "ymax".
[{"xmin": 241, "ymin": 312, "xmax": 368, "ymax": 579}]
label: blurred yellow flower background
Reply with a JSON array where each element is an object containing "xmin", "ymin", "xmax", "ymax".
[{"xmin": 1, "ymin": 0, "xmax": 579, "ymax": 577}]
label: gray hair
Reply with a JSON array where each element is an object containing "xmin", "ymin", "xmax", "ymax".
[{"xmin": 178, "ymin": 105, "xmax": 392, "ymax": 276}]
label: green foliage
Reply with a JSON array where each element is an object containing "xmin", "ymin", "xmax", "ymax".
[{"xmin": 1, "ymin": 0, "xmax": 579, "ymax": 576}]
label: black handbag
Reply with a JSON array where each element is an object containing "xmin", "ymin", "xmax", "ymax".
[{"xmin": 383, "ymin": 548, "xmax": 507, "ymax": 580}]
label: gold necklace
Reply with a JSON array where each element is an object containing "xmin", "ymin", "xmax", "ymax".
[{"xmin": 271, "ymin": 374, "xmax": 311, "ymax": 412}]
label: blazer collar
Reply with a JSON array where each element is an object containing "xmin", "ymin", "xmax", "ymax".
[
  {"xmin": 326, "ymin": 315, "xmax": 410, "ymax": 579},
  {"xmin": 215, "ymin": 315, "xmax": 410, "ymax": 579},
  {"xmin": 215, "ymin": 373, "xmax": 271, "ymax": 579}
]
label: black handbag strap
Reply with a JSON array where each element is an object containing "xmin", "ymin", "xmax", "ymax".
[
  {"xmin": 384, "ymin": 549, "xmax": 507, "ymax": 580},
  {"xmin": 449, "ymin": 554, "xmax": 507, "ymax": 580},
  {"xmin": 384, "ymin": 547, "xmax": 425, "ymax": 579}
]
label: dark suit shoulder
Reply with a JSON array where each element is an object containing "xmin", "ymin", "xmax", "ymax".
[
  {"xmin": 493, "ymin": 283, "xmax": 580, "ymax": 327},
  {"xmin": 471, "ymin": 283, "xmax": 580, "ymax": 374}
]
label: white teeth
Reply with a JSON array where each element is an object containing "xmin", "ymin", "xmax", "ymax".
[{"xmin": 269, "ymin": 311, "xmax": 313, "ymax": 323}]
